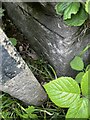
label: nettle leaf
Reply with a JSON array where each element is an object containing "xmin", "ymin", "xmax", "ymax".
[
  {"xmin": 9, "ymin": 38, "xmax": 17, "ymax": 46},
  {"xmin": 75, "ymin": 72, "xmax": 85, "ymax": 83},
  {"xmin": 63, "ymin": 2, "xmax": 80, "ymax": 20},
  {"xmin": 44, "ymin": 77, "xmax": 80, "ymax": 108},
  {"xmin": 66, "ymin": 98, "xmax": 88, "ymax": 118},
  {"xmin": 70, "ymin": 56, "xmax": 84, "ymax": 71},
  {"xmin": 64, "ymin": 7, "xmax": 88, "ymax": 26},
  {"xmin": 81, "ymin": 70, "xmax": 90, "ymax": 98},
  {"xmin": 85, "ymin": 0, "xmax": 90, "ymax": 14},
  {"xmin": 55, "ymin": 2, "xmax": 70, "ymax": 15}
]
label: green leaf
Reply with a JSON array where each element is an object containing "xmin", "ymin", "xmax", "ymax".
[
  {"xmin": 81, "ymin": 70, "xmax": 90, "ymax": 98},
  {"xmin": 63, "ymin": 2, "xmax": 80, "ymax": 20},
  {"xmin": 15, "ymin": 108, "xmax": 28, "ymax": 118},
  {"xmin": 0, "ymin": 8, "xmax": 5, "ymax": 13},
  {"xmin": 9, "ymin": 38, "xmax": 17, "ymax": 46},
  {"xmin": 86, "ymin": 64, "xmax": 90, "ymax": 71},
  {"xmin": 28, "ymin": 114, "xmax": 38, "ymax": 119},
  {"xmin": 75, "ymin": 72, "xmax": 85, "ymax": 83},
  {"xmin": 85, "ymin": 0, "xmax": 90, "ymax": 14},
  {"xmin": 44, "ymin": 77, "xmax": 80, "ymax": 108},
  {"xmin": 66, "ymin": 98, "xmax": 88, "ymax": 118},
  {"xmin": 55, "ymin": 2, "xmax": 70, "ymax": 15},
  {"xmin": 79, "ymin": 44, "xmax": 90, "ymax": 57},
  {"xmin": 65, "ymin": 7, "xmax": 88, "ymax": 26},
  {"xmin": 89, "ymin": 100, "xmax": 90, "ymax": 118},
  {"xmin": 0, "ymin": 13, "xmax": 4, "ymax": 17},
  {"xmin": 21, "ymin": 114, "xmax": 28, "ymax": 118},
  {"xmin": 0, "ymin": 8, "xmax": 4, "ymax": 17},
  {"xmin": 25, "ymin": 106, "xmax": 38, "ymax": 119},
  {"xmin": 70, "ymin": 56, "xmax": 84, "ymax": 71},
  {"xmin": 25, "ymin": 106, "xmax": 36, "ymax": 114}
]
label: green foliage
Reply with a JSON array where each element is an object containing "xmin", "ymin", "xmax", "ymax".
[
  {"xmin": 0, "ymin": 93, "xmax": 38, "ymax": 120},
  {"xmin": 75, "ymin": 72, "xmax": 84, "ymax": 83},
  {"xmin": 0, "ymin": 8, "xmax": 4, "ymax": 18},
  {"xmin": 27, "ymin": 59, "xmax": 56, "ymax": 84},
  {"xmin": 66, "ymin": 97, "xmax": 88, "ymax": 118},
  {"xmin": 86, "ymin": 64, "xmax": 90, "ymax": 71},
  {"xmin": 15, "ymin": 106, "xmax": 38, "ymax": 119},
  {"xmin": 81, "ymin": 70, "xmax": 89, "ymax": 98},
  {"xmin": 70, "ymin": 56, "xmax": 84, "ymax": 71},
  {"xmin": 63, "ymin": 2, "xmax": 80, "ymax": 20},
  {"xmin": 44, "ymin": 77, "xmax": 80, "ymax": 108},
  {"xmin": 44, "ymin": 69, "xmax": 90, "ymax": 119},
  {"xmin": 64, "ymin": 6, "xmax": 88, "ymax": 26},
  {"xmin": 44, "ymin": 45, "xmax": 90, "ymax": 119},
  {"xmin": 85, "ymin": 0, "xmax": 90, "ymax": 14},
  {"xmin": 55, "ymin": 1, "xmax": 90, "ymax": 26},
  {"xmin": 70, "ymin": 45, "xmax": 90, "ymax": 85},
  {"xmin": 9, "ymin": 38, "xmax": 17, "ymax": 46},
  {"xmin": 55, "ymin": 2, "xmax": 70, "ymax": 15},
  {"xmin": 79, "ymin": 44, "xmax": 90, "ymax": 57},
  {"xmin": 0, "ymin": 93, "xmax": 65, "ymax": 120}
]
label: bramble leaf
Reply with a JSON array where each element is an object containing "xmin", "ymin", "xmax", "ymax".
[
  {"xmin": 75, "ymin": 72, "xmax": 84, "ymax": 83},
  {"xmin": 65, "ymin": 7, "xmax": 88, "ymax": 26},
  {"xmin": 85, "ymin": 0, "xmax": 90, "ymax": 14},
  {"xmin": 63, "ymin": 2, "xmax": 80, "ymax": 20},
  {"xmin": 44, "ymin": 77, "xmax": 80, "ymax": 108},
  {"xmin": 86, "ymin": 64, "xmax": 90, "ymax": 71},
  {"xmin": 81, "ymin": 70, "xmax": 90, "ymax": 98},
  {"xmin": 70, "ymin": 56, "xmax": 84, "ymax": 71},
  {"xmin": 66, "ymin": 98, "xmax": 88, "ymax": 118},
  {"xmin": 55, "ymin": 2, "xmax": 70, "ymax": 15}
]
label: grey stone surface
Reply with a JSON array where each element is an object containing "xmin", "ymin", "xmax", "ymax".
[
  {"xmin": 3, "ymin": 2, "xmax": 90, "ymax": 76},
  {"xmin": 0, "ymin": 3, "xmax": 2, "ymax": 26},
  {"xmin": 1, "ymin": 45, "xmax": 22, "ymax": 83},
  {"xmin": 0, "ymin": 28, "xmax": 47, "ymax": 105}
]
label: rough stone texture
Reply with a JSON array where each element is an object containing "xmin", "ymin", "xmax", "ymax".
[
  {"xmin": 1, "ymin": 45, "xmax": 22, "ymax": 83},
  {"xmin": 0, "ymin": 28, "xmax": 47, "ymax": 106},
  {"xmin": 3, "ymin": 2, "xmax": 90, "ymax": 76},
  {"xmin": 0, "ymin": 2, "xmax": 2, "ymax": 26}
]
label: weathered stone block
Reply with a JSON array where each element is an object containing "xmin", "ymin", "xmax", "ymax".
[
  {"xmin": 3, "ymin": 2, "xmax": 90, "ymax": 76},
  {"xmin": 0, "ymin": 28, "xmax": 47, "ymax": 106}
]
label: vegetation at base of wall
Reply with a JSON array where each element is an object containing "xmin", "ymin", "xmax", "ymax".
[
  {"xmin": 0, "ymin": 92, "xmax": 66, "ymax": 120},
  {"xmin": 0, "ymin": 8, "xmax": 4, "ymax": 18},
  {"xmin": 9, "ymin": 38, "xmax": 17, "ymax": 46},
  {"xmin": 0, "ymin": 2, "xmax": 90, "ymax": 119},
  {"xmin": 0, "ymin": 12, "xmax": 64, "ymax": 120},
  {"xmin": 1, "ymin": 45, "xmax": 90, "ymax": 119},
  {"xmin": 44, "ymin": 66, "xmax": 90, "ymax": 119},
  {"xmin": 44, "ymin": 45, "xmax": 90, "ymax": 119},
  {"xmin": 55, "ymin": 1, "xmax": 90, "ymax": 26}
]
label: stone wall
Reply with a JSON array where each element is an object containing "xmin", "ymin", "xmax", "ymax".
[
  {"xmin": 3, "ymin": 2, "xmax": 90, "ymax": 76},
  {"xmin": 0, "ymin": 28, "xmax": 47, "ymax": 105}
]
